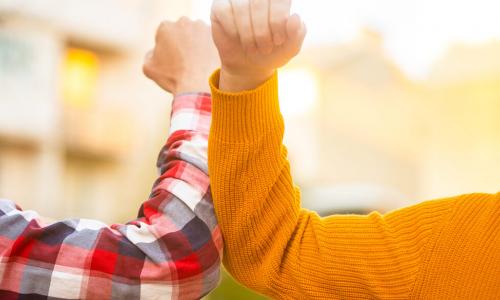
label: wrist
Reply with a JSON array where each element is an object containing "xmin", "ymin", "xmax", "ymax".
[
  {"xmin": 173, "ymin": 71, "xmax": 212, "ymax": 95},
  {"xmin": 174, "ymin": 82, "xmax": 210, "ymax": 96},
  {"xmin": 219, "ymin": 66, "xmax": 275, "ymax": 93}
]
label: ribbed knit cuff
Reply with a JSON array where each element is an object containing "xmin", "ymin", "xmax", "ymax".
[{"xmin": 209, "ymin": 69, "xmax": 282, "ymax": 143}]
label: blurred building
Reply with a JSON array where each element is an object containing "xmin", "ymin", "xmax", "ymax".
[
  {"xmin": 281, "ymin": 33, "xmax": 500, "ymax": 215},
  {"xmin": 1, "ymin": 0, "xmax": 498, "ymax": 221},
  {"xmin": 0, "ymin": 1, "xmax": 266, "ymax": 299},
  {"xmin": 282, "ymin": 30, "xmax": 424, "ymax": 214},
  {"xmin": 0, "ymin": 0, "xmax": 204, "ymax": 222},
  {"xmin": 1, "ymin": 2, "xmax": 499, "ymax": 299},
  {"xmin": 419, "ymin": 41, "xmax": 500, "ymax": 199}
]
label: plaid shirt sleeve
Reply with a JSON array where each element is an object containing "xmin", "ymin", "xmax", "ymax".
[{"xmin": 0, "ymin": 93, "xmax": 222, "ymax": 299}]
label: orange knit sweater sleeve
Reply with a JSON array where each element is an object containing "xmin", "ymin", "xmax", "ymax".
[{"xmin": 208, "ymin": 70, "xmax": 500, "ymax": 299}]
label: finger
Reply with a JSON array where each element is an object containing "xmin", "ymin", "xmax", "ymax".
[
  {"xmin": 231, "ymin": 0, "xmax": 258, "ymax": 53},
  {"xmin": 211, "ymin": 0, "xmax": 239, "ymax": 37},
  {"xmin": 284, "ymin": 14, "xmax": 306, "ymax": 57},
  {"xmin": 155, "ymin": 21, "xmax": 170, "ymax": 43},
  {"xmin": 270, "ymin": 0, "xmax": 291, "ymax": 46},
  {"xmin": 211, "ymin": 20, "xmax": 242, "ymax": 55},
  {"xmin": 250, "ymin": 0, "xmax": 273, "ymax": 54}
]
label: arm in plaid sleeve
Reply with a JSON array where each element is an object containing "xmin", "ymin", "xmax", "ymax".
[{"xmin": 0, "ymin": 93, "xmax": 222, "ymax": 299}]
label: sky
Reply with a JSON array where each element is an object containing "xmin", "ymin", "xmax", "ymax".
[{"xmin": 192, "ymin": 0, "xmax": 500, "ymax": 79}]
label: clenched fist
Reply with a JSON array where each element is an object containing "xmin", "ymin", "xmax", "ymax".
[
  {"xmin": 211, "ymin": 0, "xmax": 306, "ymax": 92},
  {"xmin": 143, "ymin": 18, "xmax": 220, "ymax": 95}
]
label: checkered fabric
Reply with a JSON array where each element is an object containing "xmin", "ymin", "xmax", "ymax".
[{"xmin": 0, "ymin": 93, "xmax": 222, "ymax": 299}]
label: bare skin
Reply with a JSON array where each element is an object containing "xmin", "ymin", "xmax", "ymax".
[
  {"xmin": 210, "ymin": 0, "xmax": 307, "ymax": 92},
  {"xmin": 143, "ymin": 17, "xmax": 220, "ymax": 95}
]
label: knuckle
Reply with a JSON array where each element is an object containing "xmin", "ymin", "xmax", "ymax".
[
  {"xmin": 177, "ymin": 16, "xmax": 193, "ymax": 27},
  {"xmin": 156, "ymin": 21, "xmax": 170, "ymax": 39},
  {"xmin": 142, "ymin": 63, "xmax": 153, "ymax": 78},
  {"xmin": 158, "ymin": 20, "xmax": 171, "ymax": 31}
]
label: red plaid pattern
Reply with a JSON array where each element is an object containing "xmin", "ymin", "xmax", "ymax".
[{"xmin": 0, "ymin": 93, "xmax": 222, "ymax": 299}]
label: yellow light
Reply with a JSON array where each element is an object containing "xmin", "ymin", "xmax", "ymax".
[
  {"xmin": 279, "ymin": 68, "xmax": 318, "ymax": 117},
  {"xmin": 62, "ymin": 48, "xmax": 98, "ymax": 108}
]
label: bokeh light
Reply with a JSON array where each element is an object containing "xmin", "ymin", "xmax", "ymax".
[
  {"xmin": 62, "ymin": 48, "xmax": 98, "ymax": 108},
  {"xmin": 279, "ymin": 69, "xmax": 318, "ymax": 117}
]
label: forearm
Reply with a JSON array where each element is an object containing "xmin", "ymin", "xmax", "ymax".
[
  {"xmin": 0, "ymin": 94, "xmax": 221, "ymax": 299},
  {"xmin": 209, "ymin": 70, "xmax": 302, "ymax": 291},
  {"xmin": 118, "ymin": 93, "xmax": 222, "ymax": 297},
  {"xmin": 208, "ymin": 71, "xmax": 456, "ymax": 299},
  {"xmin": 218, "ymin": 67, "xmax": 275, "ymax": 92}
]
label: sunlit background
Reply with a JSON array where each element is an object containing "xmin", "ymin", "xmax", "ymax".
[{"xmin": 1, "ymin": 0, "xmax": 499, "ymax": 299}]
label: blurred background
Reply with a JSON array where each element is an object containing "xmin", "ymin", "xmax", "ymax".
[{"xmin": 0, "ymin": 0, "xmax": 499, "ymax": 299}]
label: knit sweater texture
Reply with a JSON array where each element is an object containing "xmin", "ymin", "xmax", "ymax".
[{"xmin": 208, "ymin": 70, "xmax": 500, "ymax": 299}]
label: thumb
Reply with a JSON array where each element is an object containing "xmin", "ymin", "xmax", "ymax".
[{"xmin": 285, "ymin": 14, "xmax": 307, "ymax": 57}]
